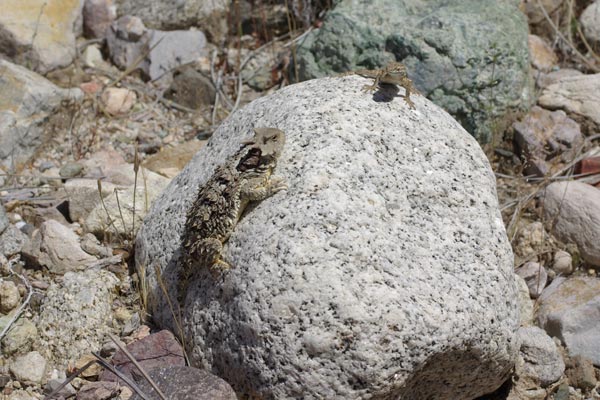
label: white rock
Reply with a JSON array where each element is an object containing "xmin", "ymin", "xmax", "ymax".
[
  {"xmin": 82, "ymin": 44, "xmax": 105, "ymax": 68},
  {"xmin": 23, "ymin": 220, "xmax": 96, "ymax": 274},
  {"xmin": 34, "ymin": 269, "xmax": 119, "ymax": 368},
  {"xmin": 100, "ymin": 87, "xmax": 137, "ymax": 115},
  {"xmin": 136, "ymin": 76, "xmax": 519, "ymax": 398},
  {"xmin": 580, "ymin": 1, "xmax": 600, "ymax": 46},
  {"xmin": 515, "ymin": 261, "xmax": 548, "ymax": 298},
  {"xmin": 542, "ymin": 181, "xmax": 600, "ymax": 266},
  {"xmin": 536, "ymin": 276, "xmax": 600, "ymax": 364},
  {"xmin": 538, "ymin": 73, "xmax": 600, "ymax": 129},
  {"xmin": 517, "ymin": 326, "xmax": 565, "ymax": 387},
  {"xmin": 0, "ymin": 280, "xmax": 20, "ymax": 313},
  {"xmin": 9, "ymin": 351, "xmax": 47, "ymax": 384},
  {"xmin": 552, "ymin": 250, "xmax": 574, "ymax": 275}
]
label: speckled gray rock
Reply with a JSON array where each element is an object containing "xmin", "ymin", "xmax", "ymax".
[
  {"xmin": 0, "ymin": 224, "xmax": 28, "ymax": 257},
  {"xmin": 541, "ymin": 181, "xmax": 600, "ymax": 266},
  {"xmin": 292, "ymin": 0, "xmax": 532, "ymax": 143},
  {"xmin": 136, "ymin": 76, "xmax": 519, "ymax": 399},
  {"xmin": 536, "ymin": 276, "xmax": 600, "ymax": 365},
  {"xmin": 34, "ymin": 269, "xmax": 119, "ymax": 368},
  {"xmin": 0, "ymin": 60, "xmax": 82, "ymax": 169},
  {"xmin": 517, "ymin": 326, "xmax": 565, "ymax": 387},
  {"xmin": 9, "ymin": 351, "xmax": 47, "ymax": 384},
  {"xmin": 131, "ymin": 366, "xmax": 237, "ymax": 400}
]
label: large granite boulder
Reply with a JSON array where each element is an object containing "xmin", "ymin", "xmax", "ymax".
[
  {"xmin": 136, "ymin": 75, "xmax": 519, "ymax": 399},
  {"xmin": 292, "ymin": 0, "xmax": 532, "ymax": 144}
]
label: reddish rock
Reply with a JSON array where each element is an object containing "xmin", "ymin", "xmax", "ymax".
[
  {"xmin": 80, "ymin": 81, "xmax": 103, "ymax": 95},
  {"xmin": 100, "ymin": 330, "xmax": 185, "ymax": 383},
  {"xmin": 528, "ymin": 34, "xmax": 557, "ymax": 71}
]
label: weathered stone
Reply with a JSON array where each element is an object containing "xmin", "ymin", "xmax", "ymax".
[
  {"xmin": 136, "ymin": 76, "xmax": 518, "ymax": 398},
  {"xmin": 1, "ymin": 319, "xmax": 37, "ymax": 356},
  {"xmin": 580, "ymin": 1, "xmax": 600, "ymax": 47},
  {"xmin": 517, "ymin": 326, "xmax": 565, "ymax": 387},
  {"xmin": 59, "ymin": 162, "xmax": 84, "ymax": 179},
  {"xmin": 0, "ymin": 225, "xmax": 28, "ymax": 258},
  {"xmin": 515, "ymin": 274, "xmax": 534, "ymax": 326},
  {"xmin": 528, "ymin": 34, "xmax": 557, "ymax": 71},
  {"xmin": 100, "ymin": 330, "xmax": 185, "ymax": 383},
  {"xmin": 0, "ymin": 280, "xmax": 20, "ymax": 314},
  {"xmin": 64, "ymin": 178, "xmax": 117, "ymax": 222},
  {"xmin": 76, "ymin": 381, "xmax": 120, "ymax": 400},
  {"xmin": 84, "ymin": 168, "xmax": 170, "ymax": 239},
  {"xmin": 22, "ymin": 219, "xmax": 96, "ymax": 274},
  {"xmin": 539, "ymin": 73, "xmax": 600, "ymax": 132},
  {"xmin": 0, "ymin": 0, "xmax": 84, "ymax": 73},
  {"xmin": 35, "ymin": 269, "xmax": 119, "ymax": 368},
  {"xmin": 164, "ymin": 66, "xmax": 215, "ymax": 110},
  {"xmin": 536, "ymin": 276, "xmax": 600, "ymax": 365},
  {"xmin": 292, "ymin": 0, "xmax": 532, "ymax": 143},
  {"xmin": 0, "ymin": 60, "xmax": 83, "ymax": 169},
  {"xmin": 131, "ymin": 366, "xmax": 237, "ymax": 400},
  {"xmin": 142, "ymin": 139, "xmax": 205, "ymax": 179},
  {"xmin": 0, "ymin": 205, "xmax": 8, "ymax": 234},
  {"xmin": 565, "ymin": 355, "xmax": 597, "ymax": 391},
  {"xmin": 513, "ymin": 106, "xmax": 583, "ymax": 177},
  {"xmin": 82, "ymin": 44, "xmax": 105, "ymax": 68},
  {"xmin": 542, "ymin": 181, "xmax": 600, "ymax": 266},
  {"xmin": 114, "ymin": 0, "xmax": 229, "ymax": 43},
  {"xmin": 100, "ymin": 87, "xmax": 136, "ymax": 115},
  {"xmin": 552, "ymin": 250, "xmax": 574, "ymax": 276},
  {"xmin": 9, "ymin": 351, "xmax": 47, "ymax": 384},
  {"xmin": 83, "ymin": 0, "xmax": 116, "ymax": 38},
  {"xmin": 515, "ymin": 261, "xmax": 548, "ymax": 299}
]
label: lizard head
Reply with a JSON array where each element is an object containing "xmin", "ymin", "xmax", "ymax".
[{"xmin": 237, "ymin": 128, "xmax": 285, "ymax": 173}]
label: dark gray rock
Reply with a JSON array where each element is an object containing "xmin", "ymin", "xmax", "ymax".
[
  {"xmin": 131, "ymin": 366, "xmax": 236, "ymax": 400},
  {"xmin": 136, "ymin": 76, "xmax": 519, "ymax": 399},
  {"xmin": 292, "ymin": 0, "xmax": 532, "ymax": 143},
  {"xmin": 164, "ymin": 66, "xmax": 215, "ymax": 109},
  {"xmin": 83, "ymin": 0, "xmax": 116, "ymax": 39}
]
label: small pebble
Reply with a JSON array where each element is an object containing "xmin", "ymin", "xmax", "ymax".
[{"xmin": 59, "ymin": 162, "xmax": 84, "ymax": 179}]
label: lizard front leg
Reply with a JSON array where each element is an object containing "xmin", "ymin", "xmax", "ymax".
[
  {"xmin": 241, "ymin": 176, "xmax": 288, "ymax": 202},
  {"xmin": 361, "ymin": 71, "xmax": 383, "ymax": 93}
]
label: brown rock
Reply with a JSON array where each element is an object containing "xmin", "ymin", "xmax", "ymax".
[
  {"xmin": 100, "ymin": 330, "xmax": 185, "ymax": 383},
  {"xmin": 512, "ymin": 106, "xmax": 583, "ymax": 176},
  {"xmin": 143, "ymin": 140, "xmax": 206, "ymax": 178},
  {"xmin": 528, "ymin": 35, "xmax": 557, "ymax": 71},
  {"xmin": 164, "ymin": 65, "xmax": 215, "ymax": 110},
  {"xmin": 76, "ymin": 381, "xmax": 121, "ymax": 400},
  {"xmin": 565, "ymin": 355, "xmax": 597, "ymax": 391},
  {"xmin": 131, "ymin": 366, "xmax": 237, "ymax": 400}
]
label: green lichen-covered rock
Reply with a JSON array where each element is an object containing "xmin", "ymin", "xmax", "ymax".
[{"xmin": 293, "ymin": 0, "xmax": 532, "ymax": 143}]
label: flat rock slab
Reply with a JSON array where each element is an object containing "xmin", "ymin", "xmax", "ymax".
[{"xmin": 136, "ymin": 76, "xmax": 519, "ymax": 399}]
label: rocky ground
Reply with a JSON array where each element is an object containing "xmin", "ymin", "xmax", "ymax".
[{"xmin": 0, "ymin": 0, "xmax": 600, "ymax": 399}]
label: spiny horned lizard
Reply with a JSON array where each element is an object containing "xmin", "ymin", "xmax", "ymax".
[{"xmin": 179, "ymin": 128, "xmax": 287, "ymax": 299}]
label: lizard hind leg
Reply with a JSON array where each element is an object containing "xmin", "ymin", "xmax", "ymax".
[{"xmin": 200, "ymin": 237, "xmax": 231, "ymax": 275}]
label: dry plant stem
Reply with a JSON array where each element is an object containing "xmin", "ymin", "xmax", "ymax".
[
  {"xmin": 108, "ymin": 333, "xmax": 168, "ymax": 400},
  {"xmin": 132, "ymin": 146, "xmax": 140, "ymax": 237},
  {"xmin": 536, "ymin": 0, "xmax": 600, "ymax": 72},
  {"xmin": 0, "ymin": 256, "xmax": 33, "ymax": 341},
  {"xmin": 113, "ymin": 188, "xmax": 127, "ymax": 236},
  {"xmin": 154, "ymin": 264, "xmax": 189, "ymax": 365},
  {"xmin": 98, "ymin": 180, "xmax": 122, "ymax": 241}
]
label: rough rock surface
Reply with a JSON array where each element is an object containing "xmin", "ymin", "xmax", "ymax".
[
  {"xmin": 541, "ymin": 181, "xmax": 600, "ymax": 266},
  {"xmin": 131, "ymin": 366, "xmax": 237, "ymax": 400},
  {"xmin": 528, "ymin": 34, "xmax": 558, "ymax": 71},
  {"xmin": 0, "ymin": 0, "xmax": 84, "ymax": 73},
  {"xmin": 23, "ymin": 219, "xmax": 97, "ymax": 274},
  {"xmin": 292, "ymin": 0, "xmax": 532, "ymax": 143},
  {"xmin": 34, "ymin": 269, "xmax": 119, "ymax": 368},
  {"xmin": 517, "ymin": 326, "xmax": 565, "ymax": 387},
  {"xmin": 136, "ymin": 76, "xmax": 519, "ymax": 399},
  {"xmin": 536, "ymin": 276, "xmax": 600, "ymax": 365},
  {"xmin": 538, "ymin": 73, "xmax": 600, "ymax": 132},
  {"xmin": 114, "ymin": 0, "xmax": 229, "ymax": 42},
  {"xmin": 580, "ymin": 1, "xmax": 600, "ymax": 46},
  {"xmin": 0, "ymin": 60, "xmax": 82, "ymax": 169},
  {"xmin": 9, "ymin": 351, "xmax": 47, "ymax": 384}
]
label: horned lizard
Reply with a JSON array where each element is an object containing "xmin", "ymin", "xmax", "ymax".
[
  {"xmin": 340, "ymin": 61, "xmax": 417, "ymax": 109},
  {"xmin": 178, "ymin": 127, "xmax": 287, "ymax": 301}
]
